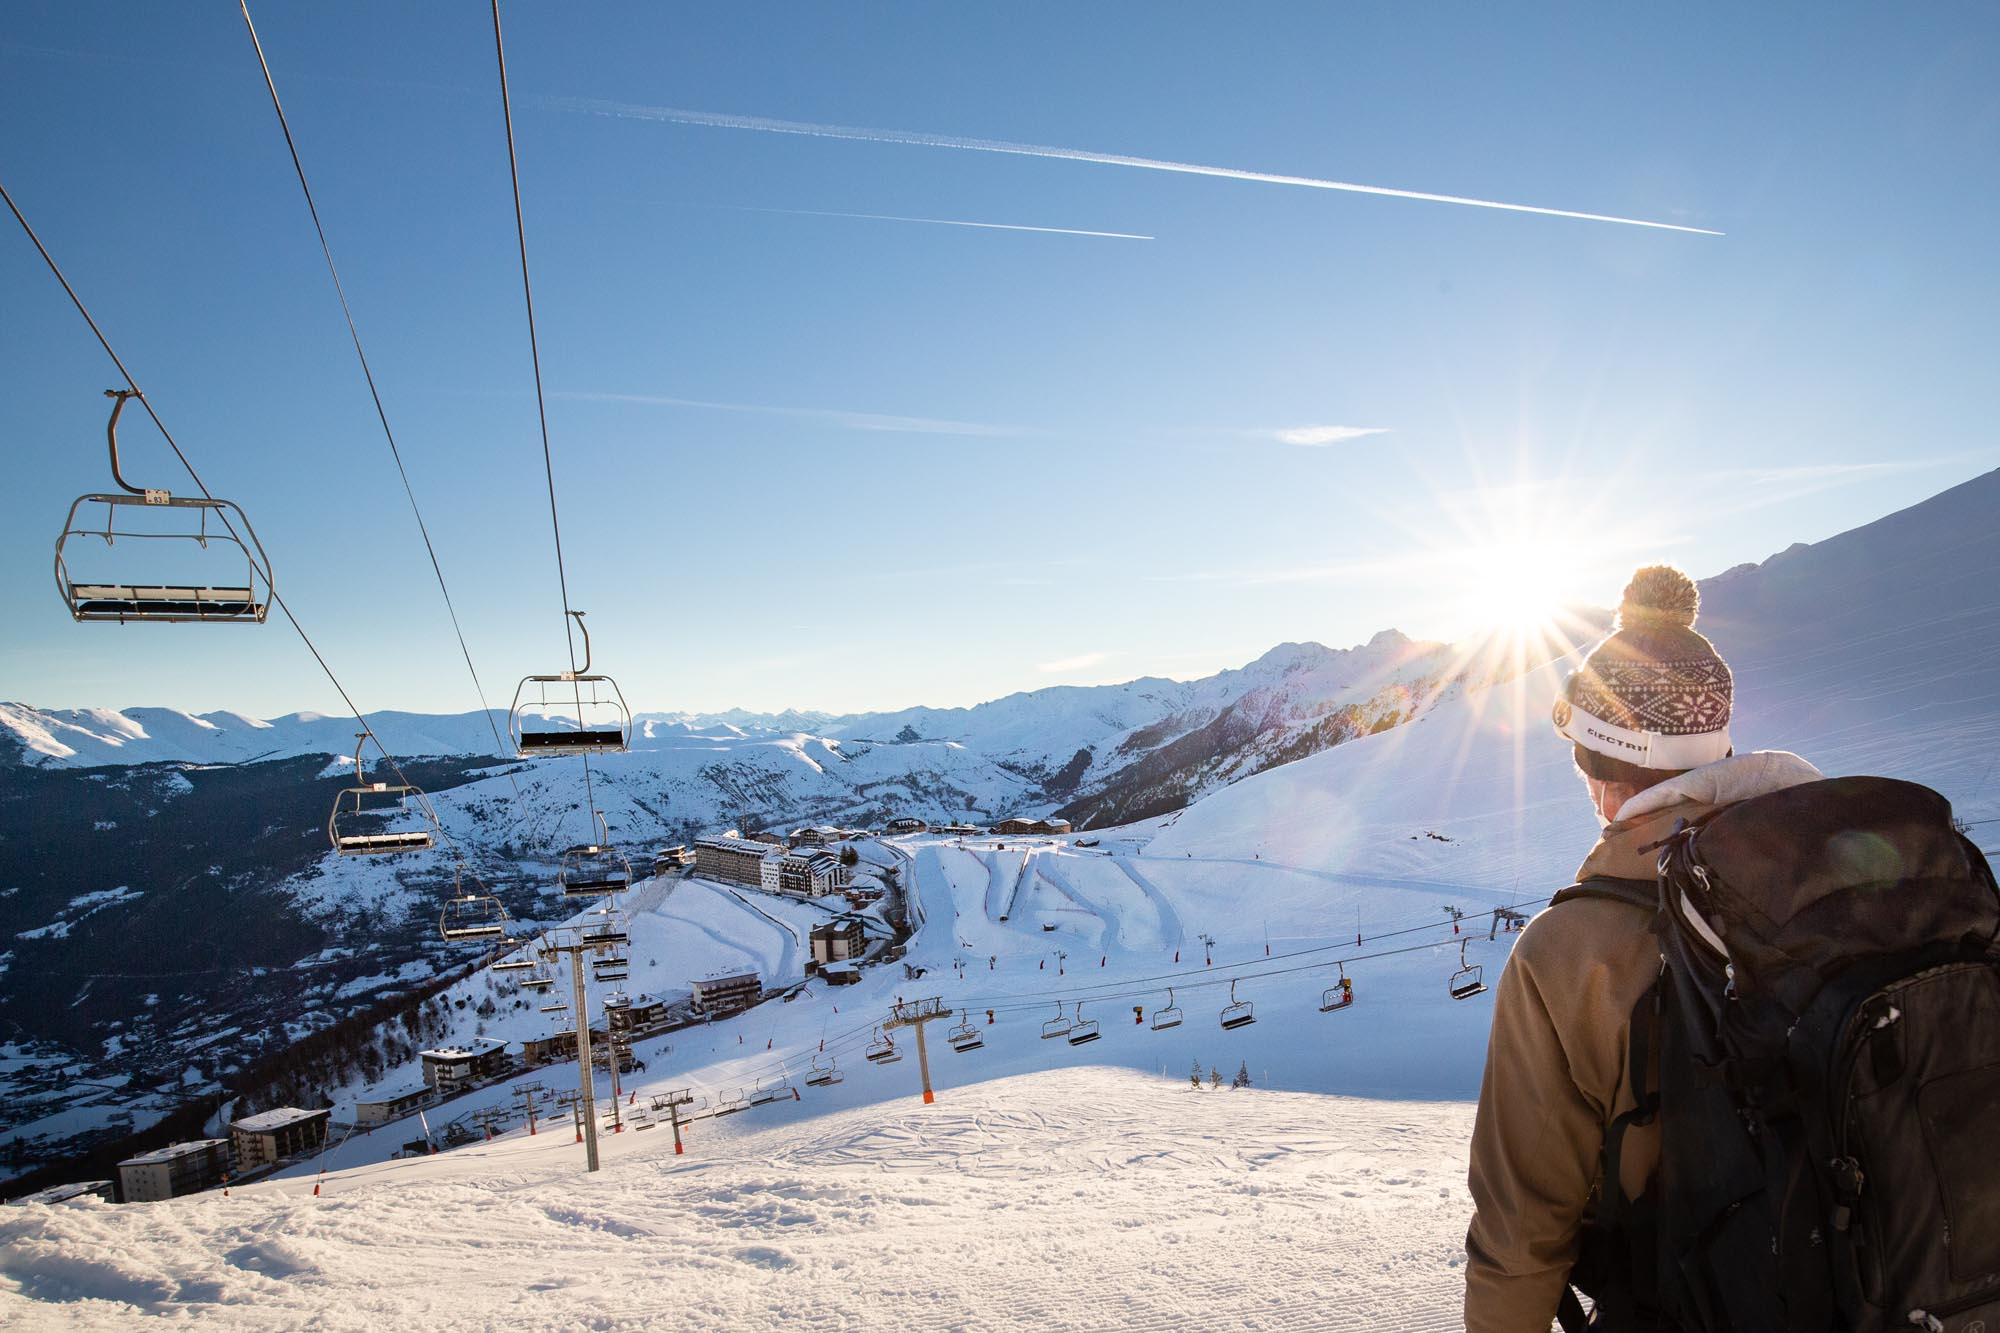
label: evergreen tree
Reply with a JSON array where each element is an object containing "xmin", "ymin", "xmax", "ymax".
[
  {"xmin": 1190, "ymin": 1058, "xmax": 1203, "ymax": 1089},
  {"xmin": 1232, "ymin": 1061, "xmax": 1250, "ymax": 1089},
  {"xmin": 1209, "ymin": 1066, "xmax": 1222, "ymax": 1090}
]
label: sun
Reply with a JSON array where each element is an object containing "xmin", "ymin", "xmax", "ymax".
[{"xmin": 1460, "ymin": 539, "xmax": 1573, "ymax": 636}]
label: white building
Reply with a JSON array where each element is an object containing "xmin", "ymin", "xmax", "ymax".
[
  {"xmin": 118, "ymin": 1140, "xmax": 230, "ymax": 1202},
  {"xmin": 230, "ymin": 1107, "xmax": 332, "ymax": 1169}
]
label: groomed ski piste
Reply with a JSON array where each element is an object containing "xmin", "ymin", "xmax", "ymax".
[{"xmin": 4, "ymin": 473, "xmax": 1999, "ymax": 1329}]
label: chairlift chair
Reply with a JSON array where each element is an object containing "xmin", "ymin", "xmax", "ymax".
[
  {"xmin": 510, "ymin": 611, "xmax": 632, "ymax": 756},
  {"xmin": 947, "ymin": 1016, "xmax": 984, "ymax": 1053},
  {"xmin": 1066, "ymin": 1002, "xmax": 1100, "ymax": 1046},
  {"xmin": 492, "ymin": 955, "xmax": 535, "ymax": 973},
  {"xmin": 329, "ymin": 734, "xmax": 437, "ymax": 856},
  {"xmin": 1039, "ymin": 1001, "xmax": 1073, "ymax": 1041},
  {"xmin": 540, "ymin": 998, "xmax": 569, "ymax": 1014},
  {"xmin": 864, "ymin": 1029, "xmax": 901, "ymax": 1064},
  {"xmin": 1320, "ymin": 964, "xmax": 1355, "ymax": 1013},
  {"xmin": 805, "ymin": 1056, "xmax": 843, "ymax": 1087},
  {"xmin": 593, "ymin": 958, "xmax": 630, "ymax": 982},
  {"xmin": 54, "ymin": 390, "xmax": 274, "ymax": 624},
  {"xmin": 520, "ymin": 974, "xmax": 555, "ymax": 992},
  {"xmin": 1449, "ymin": 939, "xmax": 1487, "ymax": 1001},
  {"xmin": 1151, "ymin": 988, "xmax": 1184, "ymax": 1031},
  {"xmin": 1219, "ymin": 979, "xmax": 1256, "ymax": 1030},
  {"xmin": 561, "ymin": 812, "xmax": 632, "ymax": 898},
  {"xmin": 439, "ymin": 885, "xmax": 509, "ymax": 943}
]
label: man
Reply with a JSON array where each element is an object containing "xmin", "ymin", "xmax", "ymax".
[{"xmin": 1463, "ymin": 565, "xmax": 1823, "ymax": 1332}]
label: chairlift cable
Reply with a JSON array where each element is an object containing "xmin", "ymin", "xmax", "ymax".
[
  {"xmin": 239, "ymin": 0, "xmax": 520, "ymax": 788},
  {"xmin": 490, "ymin": 0, "xmax": 612, "ymax": 828}
]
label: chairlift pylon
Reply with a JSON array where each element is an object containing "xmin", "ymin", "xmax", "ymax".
[
  {"xmin": 510, "ymin": 611, "xmax": 631, "ymax": 756},
  {"xmin": 329, "ymin": 733, "xmax": 437, "ymax": 856},
  {"xmin": 1066, "ymin": 1001, "xmax": 1100, "ymax": 1046},
  {"xmin": 1151, "ymin": 987, "xmax": 1184, "ymax": 1031},
  {"xmin": 1449, "ymin": 938, "xmax": 1487, "ymax": 1001},
  {"xmin": 1219, "ymin": 978, "xmax": 1256, "ymax": 1030},
  {"xmin": 54, "ymin": 389, "xmax": 274, "ymax": 624},
  {"xmin": 1320, "ymin": 963, "xmax": 1354, "ymax": 1013}
]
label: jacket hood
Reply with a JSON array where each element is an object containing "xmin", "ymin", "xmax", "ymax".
[{"xmin": 1575, "ymin": 750, "xmax": 1825, "ymax": 883}]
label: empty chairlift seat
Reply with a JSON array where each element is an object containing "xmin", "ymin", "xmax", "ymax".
[
  {"xmin": 1066, "ymin": 1003, "xmax": 1100, "ymax": 1046},
  {"xmin": 864, "ymin": 1030, "xmax": 901, "ymax": 1065},
  {"xmin": 54, "ymin": 391, "xmax": 274, "ymax": 625},
  {"xmin": 439, "ymin": 887, "xmax": 509, "ymax": 943},
  {"xmin": 561, "ymin": 814, "xmax": 631, "ymax": 898},
  {"xmin": 510, "ymin": 611, "xmax": 631, "ymax": 757},
  {"xmin": 1150, "ymin": 988, "xmax": 1184, "ymax": 1031},
  {"xmin": 805, "ymin": 1057, "xmax": 842, "ymax": 1087},
  {"xmin": 1219, "ymin": 980, "xmax": 1256, "ymax": 1031},
  {"xmin": 948, "ymin": 1017, "xmax": 984, "ymax": 1053},
  {"xmin": 1039, "ymin": 1002, "xmax": 1072, "ymax": 1041},
  {"xmin": 1449, "ymin": 940, "xmax": 1487, "ymax": 1001},
  {"xmin": 329, "ymin": 734, "xmax": 437, "ymax": 857}
]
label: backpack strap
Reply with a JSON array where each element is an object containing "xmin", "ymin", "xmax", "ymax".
[{"xmin": 1550, "ymin": 874, "xmax": 1657, "ymax": 913}]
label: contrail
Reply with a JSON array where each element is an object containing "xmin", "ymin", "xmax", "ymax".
[
  {"xmin": 549, "ymin": 97, "xmax": 1722, "ymax": 236},
  {"xmin": 716, "ymin": 204, "xmax": 1151, "ymax": 241}
]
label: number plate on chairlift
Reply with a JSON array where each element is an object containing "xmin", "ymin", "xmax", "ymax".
[{"xmin": 144, "ymin": 489, "xmax": 170, "ymax": 505}]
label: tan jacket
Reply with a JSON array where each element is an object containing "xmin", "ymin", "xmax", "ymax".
[{"xmin": 1462, "ymin": 752, "xmax": 1823, "ymax": 1333}]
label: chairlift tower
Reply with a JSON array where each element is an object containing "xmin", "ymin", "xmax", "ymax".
[
  {"xmin": 535, "ymin": 924, "xmax": 619, "ymax": 1173},
  {"xmin": 512, "ymin": 1082, "xmax": 544, "ymax": 1137},
  {"xmin": 882, "ymin": 996, "xmax": 952, "ymax": 1105}
]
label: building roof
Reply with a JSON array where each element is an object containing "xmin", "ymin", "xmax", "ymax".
[
  {"xmin": 420, "ymin": 1037, "xmax": 508, "ymax": 1060},
  {"xmin": 356, "ymin": 1082, "xmax": 431, "ymax": 1106},
  {"xmin": 231, "ymin": 1106, "xmax": 330, "ymax": 1134},
  {"xmin": 696, "ymin": 968, "xmax": 760, "ymax": 985},
  {"xmin": 823, "ymin": 961, "xmax": 859, "ymax": 976},
  {"xmin": 120, "ymin": 1139, "xmax": 227, "ymax": 1168},
  {"xmin": 10, "ymin": 1180, "xmax": 111, "ymax": 1205}
]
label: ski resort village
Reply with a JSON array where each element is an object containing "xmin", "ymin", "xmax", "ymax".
[{"xmin": 6, "ymin": 5, "xmax": 2000, "ymax": 1330}]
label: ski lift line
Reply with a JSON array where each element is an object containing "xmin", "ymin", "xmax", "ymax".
[
  {"xmin": 956, "ymin": 924, "xmax": 1521, "ymax": 1015},
  {"xmin": 1, "ymin": 177, "xmax": 487, "ymax": 879},
  {"xmin": 237, "ymin": 0, "xmax": 518, "ymax": 783},
  {"xmin": 955, "ymin": 897, "xmax": 1553, "ymax": 1009},
  {"xmin": 490, "ymin": 0, "xmax": 582, "ymax": 677}
]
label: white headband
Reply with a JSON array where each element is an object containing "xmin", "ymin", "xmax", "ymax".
[{"xmin": 1553, "ymin": 697, "xmax": 1732, "ymax": 771}]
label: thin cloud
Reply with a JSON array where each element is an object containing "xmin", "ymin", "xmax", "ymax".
[
  {"xmin": 1038, "ymin": 651, "xmax": 1114, "ymax": 673},
  {"xmin": 719, "ymin": 204, "xmax": 1150, "ymax": 241},
  {"xmin": 549, "ymin": 97, "xmax": 1722, "ymax": 236},
  {"xmin": 1269, "ymin": 425, "xmax": 1390, "ymax": 447},
  {"xmin": 557, "ymin": 390, "xmax": 1024, "ymax": 438}
]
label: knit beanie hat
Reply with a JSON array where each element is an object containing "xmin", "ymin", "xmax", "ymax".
[{"xmin": 1552, "ymin": 565, "xmax": 1733, "ymax": 772}]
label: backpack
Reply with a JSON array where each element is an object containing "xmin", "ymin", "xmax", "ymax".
[{"xmin": 1552, "ymin": 776, "xmax": 2000, "ymax": 1333}]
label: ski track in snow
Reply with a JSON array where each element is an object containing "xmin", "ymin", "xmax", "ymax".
[{"xmin": 0, "ymin": 1069, "xmax": 1473, "ymax": 1331}]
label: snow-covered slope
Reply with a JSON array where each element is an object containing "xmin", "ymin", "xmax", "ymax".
[{"xmin": 0, "ymin": 1069, "xmax": 1474, "ymax": 1332}]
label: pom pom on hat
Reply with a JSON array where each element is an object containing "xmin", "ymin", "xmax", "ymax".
[{"xmin": 1617, "ymin": 564, "xmax": 1699, "ymax": 630}]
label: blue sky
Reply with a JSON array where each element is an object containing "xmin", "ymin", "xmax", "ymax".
[{"xmin": 4, "ymin": 3, "xmax": 1997, "ymax": 718}]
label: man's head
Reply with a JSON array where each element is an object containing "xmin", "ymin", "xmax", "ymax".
[{"xmin": 1552, "ymin": 564, "xmax": 1733, "ymax": 823}]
